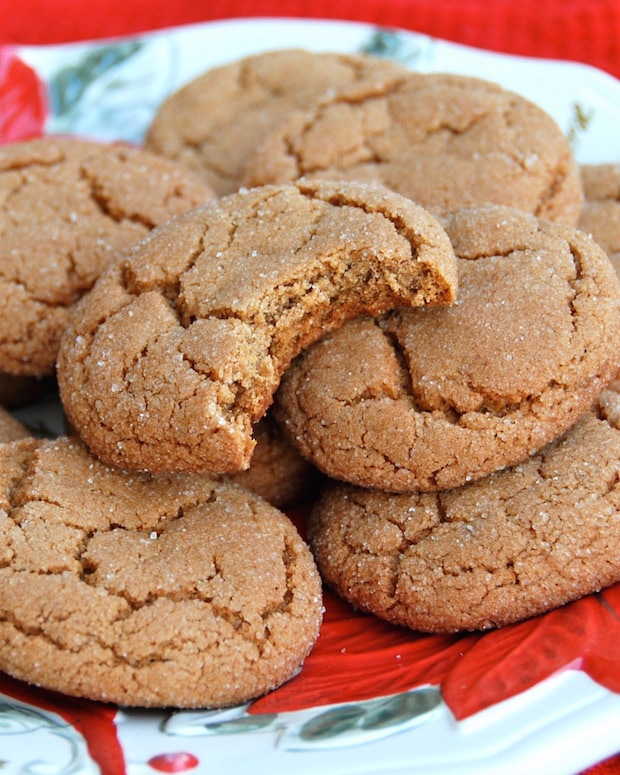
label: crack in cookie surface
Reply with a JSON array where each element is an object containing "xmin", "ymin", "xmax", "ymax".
[{"xmin": 57, "ymin": 179, "xmax": 457, "ymax": 474}]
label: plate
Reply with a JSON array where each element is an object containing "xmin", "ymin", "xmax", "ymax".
[{"xmin": 2, "ymin": 17, "xmax": 620, "ymax": 775}]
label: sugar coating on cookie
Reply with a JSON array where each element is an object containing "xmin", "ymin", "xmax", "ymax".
[
  {"xmin": 579, "ymin": 163, "xmax": 620, "ymax": 275},
  {"xmin": 0, "ymin": 435, "xmax": 322, "ymax": 708},
  {"xmin": 242, "ymin": 72, "xmax": 583, "ymax": 225},
  {"xmin": 57, "ymin": 178, "xmax": 458, "ymax": 474},
  {"xmin": 308, "ymin": 389, "xmax": 620, "ymax": 633},
  {"xmin": 0, "ymin": 137, "xmax": 214, "ymax": 378},
  {"xmin": 145, "ymin": 48, "xmax": 406, "ymax": 195},
  {"xmin": 275, "ymin": 205, "xmax": 620, "ymax": 491}
]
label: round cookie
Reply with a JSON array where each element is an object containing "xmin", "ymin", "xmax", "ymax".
[
  {"xmin": 242, "ymin": 71, "xmax": 583, "ymax": 226},
  {"xmin": 0, "ymin": 435, "xmax": 322, "ymax": 708},
  {"xmin": 307, "ymin": 388, "xmax": 620, "ymax": 633},
  {"xmin": 224, "ymin": 415, "xmax": 322, "ymax": 508},
  {"xmin": 275, "ymin": 205, "xmax": 620, "ymax": 492},
  {"xmin": 57, "ymin": 178, "xmax": 458, "ymax": 475},
  {"xmin": 0, "ymin": 136, "xmax": 214, "ymax": 381},
  {"xmin": 579, "ymin": 163, "xmax": 620, "ymax": 275},
  {"xmin": 144, "ymin": 48, "xmax": 406, "ymax": 196},
  {"xmin": 0, "ymin": 407, "xmax": 30, "ymax": 442}
]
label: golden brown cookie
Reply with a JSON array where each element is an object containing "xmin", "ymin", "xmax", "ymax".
[
  {"xmin": 308, "ymin": 388, "xmax": 620, "ymax": 633},
  {"xmin": 579, "ymin": 163, "xmax": 620, "ymax": 274},
  {"xmin": 0, "ymin": 407, "xmax": 30, "ymax": 442},
  {"xmin": 0, "ymin": 435, "xmax": 322, "ymax": 708},
  {"xmin": 144, "ymin": 48, "xmax": 406, "ymax": 196},
  {"xmin": 224, "ymin": 415, "xmax": 322, "ymax": 508},
  {"xmin": 242, "ymin": 72, "xmax": 583, "ymax": 225},
  {"xmin": 276, "ymin": 205, "xmax": 620, "ymax": 491},
  {"xmin": 57, "ymin": 178, "xmax": 458, "ymax": 475},
  {"xmin": 0, "ymin": 136, "xmax": 214, "ymax": 381}
]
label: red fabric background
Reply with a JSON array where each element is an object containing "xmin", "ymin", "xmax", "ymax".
[
  {"xmin": 0, "ymin": 0, "xmax": 619, "ymax": 80},
  {"xmin": 1, "ymin": 1, "xmax": 619, "ymax": 772}
]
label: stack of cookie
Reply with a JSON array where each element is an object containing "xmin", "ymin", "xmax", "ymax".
[
  {"xmin": 143, "ymin": 48, "xmax": 620, "ymax": 633},
  {"xmin": 1, "ymin": 47, "xmax": 620, "ymax": 710}
]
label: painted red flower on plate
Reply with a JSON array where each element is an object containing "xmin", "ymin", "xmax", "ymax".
[{"xmin": 0, "ymin": 46, "xmax": 47, "ymax": 143}]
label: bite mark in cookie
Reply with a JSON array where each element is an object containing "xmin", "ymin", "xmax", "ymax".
[
  {"xmin": 57, "ymin": 179, "xmax": 457, "ymax": 474},
  {"xmin": 276, "ymin": 205, "xmax": 620, "ymax": 491}
]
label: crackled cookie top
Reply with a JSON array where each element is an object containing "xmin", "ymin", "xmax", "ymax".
[
  {"xmin": 0, "ymin": 137, "xmax": 214, "ymax": 377},
  {"xmin": 0, "ymin": 435, "xmax": 322, "ymax": 708},
  {"xmin": 276, "ymin": 205, "xmax": 620, "ymax": 491},
  {"xmin": 308, "ymin": 388, "xmax": 620, "ymax": 633},
  {"xmin": 57, "ymin": 178, "xmax": 457, "ymax": 474},
  {"xmin": 243, "ymin": 72, "xmax": 583, "ymax": 225},
  {"xmin": 579, "ymin": 163, "xmax": 620, "ymax": 274},
  {"xmin": 145, "ymin": 48, "xmax": 406, "ymax": 195}
]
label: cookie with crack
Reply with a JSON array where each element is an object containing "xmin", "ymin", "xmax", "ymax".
[
  {"xmin": 307, "ymin": 388, "xmax": 620, "ymax": 633},
  {"xmin": 0, "ymin": 435, "xmax": 322, "ymax": 708},
  {"xmin": 0, "ymin": 136, "xmax": 214, "ymax": 402},
  {"xmin": 242, "ymin": 72, "xmax": 583, "ymax": 225},
  {"xmin": 57, "ymin": 178, "xmax": 457, "ymax": 474},
  {"xmin": 275, "ymin": 205, "xmax": 620, "ymax": 491},
  {"xmin": 144, "ymin": 48, "xmax": 406, "ymax": 196}
]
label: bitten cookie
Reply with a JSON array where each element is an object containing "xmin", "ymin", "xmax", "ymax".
[
  {"xmin": 242, "ymin": 72, "xmax": 583, "ymax": 225},
  {"xmin": 0, "ymin": 407, "xmax": 30, "ymax": 442},
  {"xmin": 0, "ymin": 137, "xmax": 214, "ymax": 385},
  {"xmin": 0, "ymin": 435, "xmax": 322, "ymax": 708},
  {"xmin": 144, "ymin": 48, "xmax": 406, "ymax": 196},
  {"xmin": 276, "ymin": 205, "xmax": 620, "ymax": 491},
  {"xmin": 308, "ymin": 389, "xmax": 620, "ymax": 633},
  {"xmin": 57, "ymin": 178, "xmax": 457, "ymax": 474},
  {"xmin": 579, "ymin": 163, "xmax": 620, "ymax": 275}
]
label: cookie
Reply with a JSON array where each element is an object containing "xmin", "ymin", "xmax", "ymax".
[
  {"xmin": 0, "ymin": 435, "xmax": 322, "ymax": 708},
  {"xmin": 242, "ymin": 72, "xmax": 583, "ymax": 225},
  {"xmin": 0, "ymin": 407, "xmax": 30, "ymax": 442},
  {"xmin": 275, "ymin": 205, "xmax": 620, "ymax": 491},
  {"xmin": 144, "ymin": 48, "xmax": 406, "ymax": 196},
  {"xmin": 307, "ymin": 388, "xmax": 620, "ymax": 633},
  {"xmin": 225, "ymin": 415, "xmax": 322, "ymax": 508},
  {"xmin": 0, "ymin": 136, "xmax": 214, "ymax": 381},
  {"xmin": 57, "ymin": 178, "xmax": 458, "ymax": 475},
  {"xmin": 579, "ymin": 163, "xmax": 620, "ymax": 275}
]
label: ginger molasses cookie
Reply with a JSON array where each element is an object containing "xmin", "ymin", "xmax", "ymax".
[
  {"xmin": 0, "ymin": 435, "xmax": 322, "ymax": 708},
  {"xmin": 0, "ymin": 407, "xmax": 30, "ymax": 442},
  {"xmin": 0, "ymin": 137, "xmax": 214, "ymax": 386},
  {"xmin": 579, "ymin": 163, "xmax": 620, "ymax": 274},
  {"xmin": 144, "ymin": 48, "xmax": 406, "ymax": 196},
  {"xmin": 242, "ymin": 72, "xmax": 583, "ymax": 225},
  {"xmin": 275, "ymin": 205, "xmax": 620, "ymax": 492},
  {"xmin": 307, "ymin": 388, "xmax": 620, "ymax": 633},
  {"xmin": 57, "ymin": 178, "xmax": 457, "ymax": 475}
]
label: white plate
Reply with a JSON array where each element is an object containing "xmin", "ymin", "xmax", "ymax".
[{"xmin": 2, "ymin": 17, "xmax": 620, "ymax": 775}]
